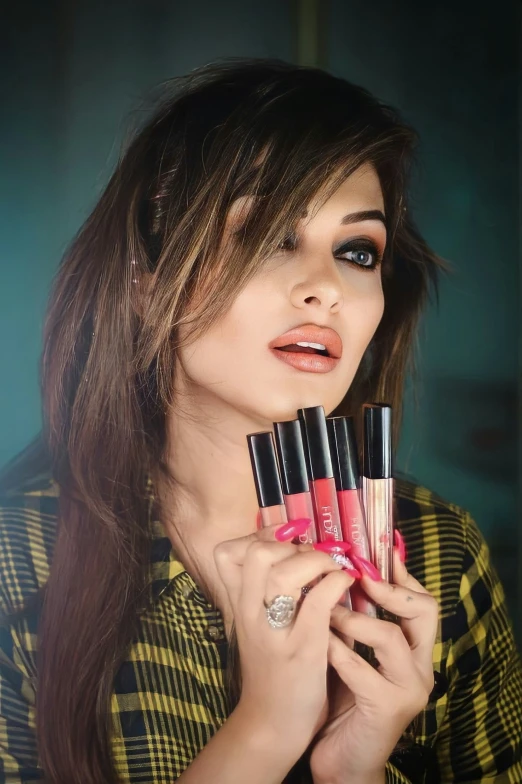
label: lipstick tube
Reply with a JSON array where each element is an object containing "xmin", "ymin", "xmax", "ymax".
[
  {"xmin": 273, "ymin": 419, "xmax": 316, "ymax": 546},
  {"xmin": 327, "ymin": 416, "xmax": 376, "ymax": 618},
  {"xmin": 247, "ymin": 432, "xmax": 288, "ymax": 528},
  {"xmin": 298, "ymin": 406, "xmax": 343, "ymax": 543},
  {"xmin": 298, "ymin": 406, "xmax": 351, "ymax": 609},
  {"xmin": 362, "ymin": 404, "xmax": 394, "ymax": 583}
]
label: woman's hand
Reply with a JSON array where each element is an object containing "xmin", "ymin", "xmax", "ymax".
[
  {"xmin": 309, "ymin": 547, "xmax": 439, "ymax": 784},
  {"xmin": 213, "ymin": 520, "xmax": 357, "ymax": 768}
]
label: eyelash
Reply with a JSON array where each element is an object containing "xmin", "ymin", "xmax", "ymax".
[
  {"xmin": 277, "ymin": 235, "xmax": 383, "ymax": 271},
  {"xmin": 334, "ymin": 238, "xmax": 383, "ymax": 270}
]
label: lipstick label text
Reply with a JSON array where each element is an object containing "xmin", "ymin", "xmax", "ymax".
[
  {"xmin": 321, "ymin": 506, "xmax": 340, "ymax": 539},
  {"xmin": 350, "ymin": 517, "xmax": 365, "ymax": 548}
]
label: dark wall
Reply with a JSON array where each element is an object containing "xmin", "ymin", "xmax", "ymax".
[
  {"xmin": 1, "ymin": 0, "xmax": 519, "ymax": 623},
  {"xmin": 328, "ymin": 1, "xmax": 519, "ymax": 613}
]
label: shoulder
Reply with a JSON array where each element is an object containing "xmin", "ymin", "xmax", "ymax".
[
  {"xmin": 394, "ymin": 478, "xmax": 479, "ymax": 617},
  {"xmin": 0, "ymin": 475, "xmax": 58, "ymax": 615}
]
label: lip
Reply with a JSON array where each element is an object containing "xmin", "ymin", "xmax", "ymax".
[{"xmin": 269, "ymin": 324, "xmax": 342, "ymax": 375}]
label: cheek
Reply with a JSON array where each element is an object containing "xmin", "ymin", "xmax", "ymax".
[
  {"xmin": 177, "ymin": 339, "xmax": 229, "ymax": 394},
  {"xmin": 368, "ymin": 288, "xmax": 385, "ymax": 332},
  {"xmin": 345, "ymin": 275, "xmax": 385, "ymax": 347},
  {"xmin": 177, "ymin": 299, "xmax": 261, "ymax": 384}
]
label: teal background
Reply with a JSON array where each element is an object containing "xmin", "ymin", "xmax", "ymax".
[{"xmin": 1, "ymin": 1, "xmax": 520, "ymax": 627}]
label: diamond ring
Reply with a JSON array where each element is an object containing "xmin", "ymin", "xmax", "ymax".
[{"xmin": 264, "ymin": 594, "xmax": 297, "ymax": 629}]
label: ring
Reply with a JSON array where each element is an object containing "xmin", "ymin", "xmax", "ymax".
[{"xmin": 264, "ymin": 594, "xmax": 297, "ymax": 629}]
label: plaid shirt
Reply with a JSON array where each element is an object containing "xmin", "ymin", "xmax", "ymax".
[{"xmin": 0, "ymin": 475, "xmax": 521, "ymax": 783}]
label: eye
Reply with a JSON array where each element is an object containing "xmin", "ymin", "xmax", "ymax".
[
  {"xmin": 344, "ymin": 249, "xmax": 374, "ymax": 267},
  {"xmin": 334, "ymin": 239, "xmax": 382, "ymax": 270},
  {"xmin": 277, "ymin": 232, "xmax": 298, "ymax": 252}
]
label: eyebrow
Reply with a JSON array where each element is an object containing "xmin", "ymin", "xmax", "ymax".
[
  {"xmin": 299, "ymin": 207, "xmax": 387, "ymax": 229},
  {"xmin": 340, "ymin": 210, "xmax": 387, "ymax": 228}
]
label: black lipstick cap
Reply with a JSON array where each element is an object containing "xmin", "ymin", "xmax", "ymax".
[
  {"xmin": 363, "ymin": 404, "xmax": 392, "ymax": 479},
  {"xmin": 273, "ymin": 420, "xmax": 309, "ymax": 495},
  {"xmin": 297, "ymin": 406, "xmax": 333, "ymax": 480},
  {"xmin": 247, "ymin": 432, "xmax": 284, "ymax": 508},
  {"xmin": 327, "ymin": 416, "xmax": 360, "ymax": 491}
]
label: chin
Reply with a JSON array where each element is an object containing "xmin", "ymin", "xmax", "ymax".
[{"xmin": 257, "ymin": 390, "xmax": 348, "ymax": 425}]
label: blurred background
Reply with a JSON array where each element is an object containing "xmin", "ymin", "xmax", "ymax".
[{"xmin": 1, "ymin": 0, "xmax": 520, "ymax": 635}]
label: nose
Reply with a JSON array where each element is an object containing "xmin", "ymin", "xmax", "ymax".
[{"xmin": 289, "ymin": 261, "xmax": 344, "ymax": 315}]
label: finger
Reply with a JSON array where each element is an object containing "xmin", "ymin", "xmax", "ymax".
[
  {"xmin": 327, "ymin": 630, "xmax": 383, "ymax": 702},
  {"xmin": 265, "ymin": 549, "xmax": 352, "ymax": 604},
  {"xmin": 214, "ymin": 516, "xmax": 313, "ymax": 574},
  {"xmin": 329, "ymin": 605, "xmax": 426, "ymax": 691},
  {"xmin": 358, "ymin": 571, "xmax": 439, "ymax": 659},
  {"xmin": 360, "ymin": 574, "xmax": 438, "ymax": 623},
  {"xmin": 325, "ymin": 664, "xmax": 356, "ymax": 722},
  {"xmin": 330, "ymin": 614, "xmax": 355, "ymax": 651},
  {"xmin": 224, "ymin": 540, "xmax": 298, "ymax": 609},
  {"xmin": 213, "ymin": 517, "xmax": 313, "ymax": 600},
  {"xmin": 295, "ymin": 570, "xmax": 355, "ymax": 645},
  {"xmin": 392, "ymin": 548, "xmax": 430, "ymax": 595},
  {"xmin": 389, "ymin": 551, "xmax": 438, "ymax": 670},
  {"xmin": 328, "ymin": 631, "xmax": 429, "ymax": 730},
  {"xmin": 236, "ymin": 541, "xmax": 312, "ymax": 611}
]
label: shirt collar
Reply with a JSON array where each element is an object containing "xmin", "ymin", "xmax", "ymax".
[
  {"xmin": 42, "ymin": 473, "xmax": 190, "ymax": 602},
  {"xmin": 145, "ymin": 476, "xmax": 186, "ymax": 600}
]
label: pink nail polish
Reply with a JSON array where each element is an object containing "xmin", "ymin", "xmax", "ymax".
[
  {"xmin": 275, "ymin": 518, "xmax": 311, "ymax": 542},
  {"xmin": 313, "ymin": 541, "xmax": 352, "ymax": 554},
  {"xmin": 394, "ymin": 529, "xmax": 406, "ymax": 563},
  {"xmin": 344, "ymin": 567, "xmax": 362, "ymax": 580},
  {"xmin": 351, "ymin": 554, "xmax": 383, "ymax": 581}
]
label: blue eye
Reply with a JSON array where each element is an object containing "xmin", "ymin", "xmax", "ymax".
[
  {"xmin": 344, "ymin": 249, "xmax": 374, "ymax": 266},
  {"xmin": 335, "ymin": 239, "xmax": 382, "ymax": 270}
]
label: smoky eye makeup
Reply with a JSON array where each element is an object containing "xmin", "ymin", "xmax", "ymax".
[
  {"xmin": 277, "ymin": 231, "xmax": 299, "ymax": 251},
  {"xmin": 274, "ymin": 232, "xmax": 385, "ymax": 269},
  {"xmin": 333, "ymin": 236, "xmax": 385, "ymax": 269},
  {"xmin": 237, "ymin": 222, "xmax": 386, "ymax": 269}
]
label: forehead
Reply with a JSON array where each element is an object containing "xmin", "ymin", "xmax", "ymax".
[
  {"xmin": 226, "ymin": 162, "xmax": 384, "ymax": 229},
  {"xmin": 303, "ymin": 163, "xmax": 384, "ymax": 222}
]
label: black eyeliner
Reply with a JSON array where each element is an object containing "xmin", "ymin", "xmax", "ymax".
[{"xmin": 333, "ymin": 237, "xmax": 383, "ymax": 268}]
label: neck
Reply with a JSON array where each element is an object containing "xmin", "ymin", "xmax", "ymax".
[
  {"xmin": 159, "ymin": 390, "xmax": 270, "ymax": 547},
  {"xmin": 157, "ymin": 390, "xmax": 269, "ymax": 620}
]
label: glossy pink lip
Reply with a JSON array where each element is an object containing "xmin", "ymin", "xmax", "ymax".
[{"xmin": 269, "ymin": 324, "xmax": 342, "ymax": 374}]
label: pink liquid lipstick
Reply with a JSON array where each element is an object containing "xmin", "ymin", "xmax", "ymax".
[{"xmin": 247, "ymin": 403, "xmax": 395, "ymax": 616}]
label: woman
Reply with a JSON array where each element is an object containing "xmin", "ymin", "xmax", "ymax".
[{"xmin": 0, "ymin": 59, "xmax": 520, "ymax": 784}]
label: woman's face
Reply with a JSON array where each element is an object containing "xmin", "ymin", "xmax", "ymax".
[{"xmin": 175, "ymin": 163, "xmax": 386, "ymax": 428}]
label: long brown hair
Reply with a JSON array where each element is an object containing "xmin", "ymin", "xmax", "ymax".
[{"xmin": 1, "ymin": 59, "xmax": 442, "ymax": 783}]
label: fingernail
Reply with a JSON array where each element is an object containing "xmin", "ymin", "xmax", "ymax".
[
  {"xmin": 313, "ymin": 540, "xmax": 352, "ymax": 554},
  {"xmin": 351, "ymin": 554, "xmax": 382, "ymax": 581},
  {"xmin": 329, "ymin": 552, "xmax": 361, "ymax": 578},
  {"xmin": 394, "ymin": 529, "xmax": 406, "ymax": 563},
  {"xmin": 275, "ymin": 518, "xmax": 311, "ymax": 542}
]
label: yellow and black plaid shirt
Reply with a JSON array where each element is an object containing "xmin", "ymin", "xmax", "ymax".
[{"xmin": 0, "ymin": 475, "xmax": 521, "ymax": 783}]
